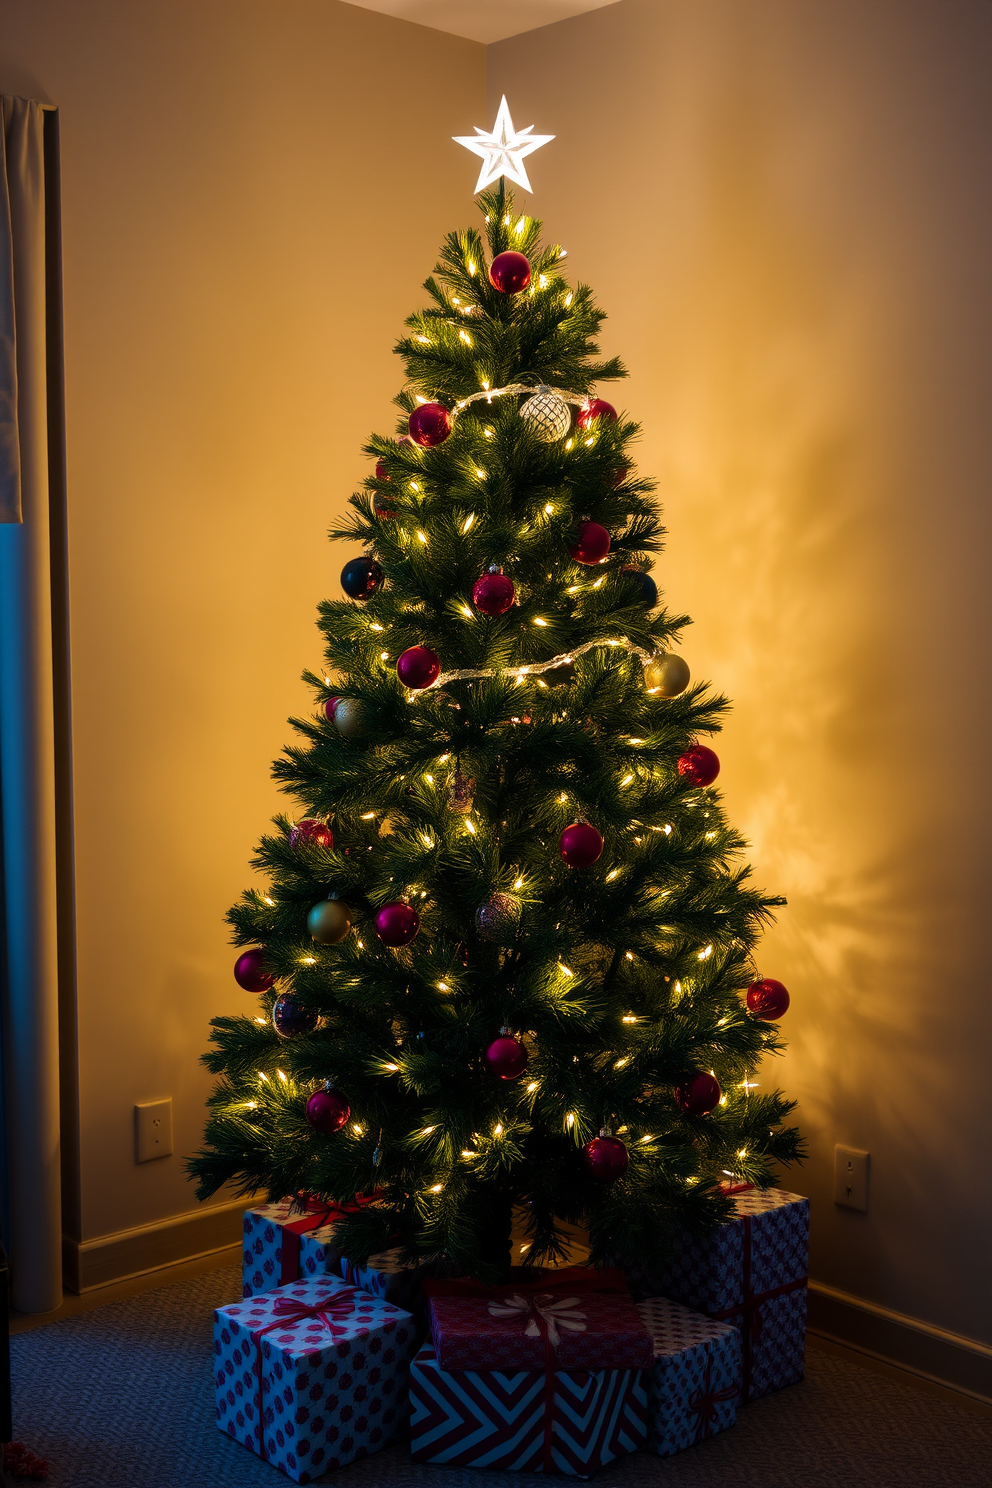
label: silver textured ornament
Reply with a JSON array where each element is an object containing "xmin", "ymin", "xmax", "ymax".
[
  {"xmin": 519, "ymin": 386, "xmax": 572, "ymax": 443},
  {"xmin": 644, "ymin": 652, "xmax": 691, "ymax": 698},
  {"xmin": 447, "ymin": 767, "xmax": 476, "ymax": 815},
  {"xmin": 475, "ymin": 892, "xmax": 521, "ymax": 942},
  {"xmin": 334, "ymin": 697, "xmax": 369, "ymax": 739}
]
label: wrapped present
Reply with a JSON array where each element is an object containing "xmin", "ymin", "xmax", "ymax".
[
  {"xmin": 338, "ymin": 1249, "xmax": 431, "ymax": 1322},
  {"xmin": 410, "ymin": 1269, "xmax": 650, "ymax": 1477},
  {"xmin": 242, "ymin": 1195, "xmax": 374, "ymax": 1298},
  {"xmin": 637, "ymin": 1297, "xmax": 741, "ymax": 1455},
  {"xmin": 425, "ymin": 1268, "xmax": 654, "ymax": 1372},
  {"xmin": 213, "ymin": 1275, "xmax": 417, "ymax": 1483},
  {"xmin": 409, "ymin": 1342, "xmax": 647, "ymax": 1478},
  {"xmin": 625, "ymin": 1186, "xmax": 808, "ymax": 1402}
]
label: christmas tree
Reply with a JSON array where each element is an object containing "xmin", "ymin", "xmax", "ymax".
[{"xmin": 190, "ymin": 179, "xmax": 802, "ymax": 1284}]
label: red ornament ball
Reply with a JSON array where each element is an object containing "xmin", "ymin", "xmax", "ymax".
[
  {"xmin": 408, "ymin": 402, "xmax": 451, "ymax": 448},
  {"xmin": 560, "ymin": 822, "xmax": 604, "ymax": 869},
  {"xmin": 323, "ymin": 696, "xmax": 341, "ymax": 722},
  {"xmin": 583, "ymin": 1134, "xmax": 629, "ymax": 1182},
  {"xmin": 484, "ymin": 1033, "xmax": 528, "ymax": 1080},
  {"xmin": 375, "ymin": 901, "xmax": 421, "ymax": 947},
  {"xmin": 290, "ymin": 818, "xmax": 334, "ymax": 851},
  {"xmin": 746, "ymin": 978, "xmax": 791, "ymax": 1020},
  {"xmin": 397, "ymin": 645, "xmax": 441, "ymax": 690},
  {"xmin": 674, "ymin": 1071, "xmax": 722, "ymax": 1116},
  {"xmin": 374, "ymin": 459, "xmax": 390, "ymax": 481},
  {"xmin": 577, "ymin": 398, "xmax": 618, "ymax": 430},
  {"xmin": 567, "ymin": 520, "xmax": 611, "ymax": 566},
  {"xmin": 489, "ymin": 251, "xmax": 532, "ymax": 294},
  {"xmin": 677, "ymin": 745, "xmax": 720, "ymax": 788},
  {"xmin": 233, "ymin": 948, "xmax": 275, "ymax": 993},
  {"xmin": 472, "ymin": 570, "xmax": 516, "ymax": 616},
  {"xmin": 305, "ymin": 1085, "xmax": 351, "ymax": 1134}
]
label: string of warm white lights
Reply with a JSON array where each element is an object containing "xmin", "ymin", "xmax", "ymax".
[
  {"xmin": 450, "ymin": 381, "xmax": 590, "ymax": 418},
  {"xmin": 425, "ymin": 635, "xmax": 657, "ymax": 691}
]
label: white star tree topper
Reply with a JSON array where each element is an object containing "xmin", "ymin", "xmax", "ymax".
[{"xmin": 453, "ymin": 96, "xmax": 555, "ymax": 195}]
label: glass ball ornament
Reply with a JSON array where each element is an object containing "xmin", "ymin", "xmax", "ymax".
[
  {"xmin": 323, "ymin": 696, "xmax": 341, "ymax": 722},
  {"xmin": 489, "ymin": 250, "xmax": 532, "ymax": 294},
  {"xmin": 644, "ymin": 653, "xmax": 690, "ymax": 698},
  {"xmin": 484, "ymin": 1031, "xmax": 528, "ymax": 1080},
  {"xmin": 307, "ymin": 898, "xmax": 352, "ymax": 945},
  {"xmin": 567, "ymin": 520, "xmax": 611, "ymax": 565},
  {"xmin": 272, "ymin": 992, "xmax": 319, "ymax": 1039},
  {"xmin": 234, "ymin": 948, "xmax": 275, "ymax": 993},
  {"xmin": 396, "ymin": 645, "xmax": 441, "ymax": 690},
  {"xmin": 475, "ymin": 892, "xmax": 520, "ymax": 942},
  {"xmin": 408, "ymin": 402, "xmax": 452, "ymax": 448},
  {"xmin": 560, "ymin": 822, "xmax": 604, "ymax": 869},
  {"xmin": 333, "ymin": 697, "xmax": 368, "ymax": 739},
  {"xmin": 375, "ymin": 901, "xmax": 421, "ymax": 947},
  {"xmin": 577, "ymin": 398, "xmax": 618, "ymax": 430},
  {"xmin": 746, "ymin": 977, "xmax": 791, "ymax": 1020},
  {"xmin": 305, "ymin": 1083, "xmax": 351, "ymax": 1134},
  {"xmin": 290, "ymin": 818, "xmax": 334, "ymax": 851},
  {"xmin": 621, "ymin": 567, "xmax": 658, "ymax": 607},
  {"xmin": 519, "ymin": 386, "xmax": 572, "ymax": 443},
  {"xmin": 674, "ymin": 1071, "xmax": 722, "ymax": 1116},
  {"xmin": 472, "ymin": 569, "xmax": 515, "ymax": 617},
  {"xmin": 341, "ymin": 556, "xmax": 384, "ymax": 600},
  {"xmin": 583, "ymin": 1133, "xmax": 629, "ymax": 1182},
  {"xmin": 678, "ymin": 744, "xmax": 720, "ymax": 788}
]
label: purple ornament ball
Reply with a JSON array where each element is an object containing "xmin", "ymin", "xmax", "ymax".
[
  {"xmin": 472, "ymin": 571, "xmax": 516, "ymax": 617},
  {"xmin": 674, "ymin": 1071, "xmax": 722, "ymax": 1116},
  {"xmin": 489, "ymin": 251, "xmax": 532, "ymax": 294},
  {"xmin": 560, "ymin": 822, "xmax": 604, "ymax": 869},
  {"xmin": 305, "ymin": 1085, "xmax": 351, "ymax": 1133},
  {"xmin": 583, "ymin": 1134, "xmax": 629, "ymax": 1182},
  {"xmin": 234, "ymin": 948, "xmax": 275, "ymax": 993},
  {"xmin": 376, "ymin": 901, "xmax": 421, "ymax": 947},
  {"xmin": 678, "ymin": 745, "xmax": 720, "ymax": 788},
  {"xmin": 746, "ymin": 978, "xmax": 791, "ymax": 1020},
  {"xmin": 396, "ymin": 645, "xmax": 441, "ymax": 690},
  {"xmin": 408, "ymin": 403, "xmax": 451, "ymax": 448},
  {"xmin": 484, "ymin": 1033, "xmax": 528, "ymax": 1080}
]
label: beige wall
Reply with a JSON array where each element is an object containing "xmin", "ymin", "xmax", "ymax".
[
  {"xmin": 0, "ymin": 0, "xmax": 485, "ymax": 1249},
  {"xmin": 491, "ymin": 0, "xmax": 992, "ymax": 1346}
]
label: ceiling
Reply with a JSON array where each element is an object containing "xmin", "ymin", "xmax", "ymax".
[{"xmin": 341, "ymin": 0, "xmax": 622, "ymax": 45}]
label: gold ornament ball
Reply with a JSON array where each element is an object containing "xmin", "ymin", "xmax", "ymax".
[
  {"xmin": 334, "ymin": 698, "xmax": 368, "ymax": 739},
  {"xmin": 644, "ymin": 653, "xmax": 691, "ymax": 697},
  {"xmin": 307, "ymin": 899, "xmax": 352, "ymax": 945}
]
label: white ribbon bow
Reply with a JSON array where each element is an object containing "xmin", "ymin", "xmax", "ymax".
[{"xmin": 488, "ymin": 1292, "xmax": 588, "ymax": 1350}]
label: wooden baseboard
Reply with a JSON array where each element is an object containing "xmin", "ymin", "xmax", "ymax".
[
  {"xmin": 808, "ymin": 1280, "xmax": 992, "ymax": 1406},
  {"xmin": 63, "ymin": 1197, "xmax": 249, "ymax": 1294}
]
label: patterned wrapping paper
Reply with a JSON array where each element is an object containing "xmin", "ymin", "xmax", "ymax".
[
  {"xmin": 409, "ymin": 1342, "xmax": 647, "ymax": 1478},
  {"xmin": 636, "ymin": 1297, "xmax": 742, "ymax": 1455},
  {"xmin": 214, "ymin": 1275, "xmax": 417, "ymax": 1484},
  {"xmin": 242, "ymin": 1199, "xmax": 345, "ymax": 1299},
  {"xmin": 624, "ymin": 1188, "xmax": 808, "ymax": 1401},
  {"xmin": 337, "ymin": 1249, "xmax": 431, "ymax": 1323},
  {"xmin": 426, "ymin": 1270, "xmax": 654, "ymax": 1372}
]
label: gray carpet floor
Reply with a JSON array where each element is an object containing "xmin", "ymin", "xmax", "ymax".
[{"xmin": 9, "ymin": 1267, "xmax": 991, "ymax": 1487}]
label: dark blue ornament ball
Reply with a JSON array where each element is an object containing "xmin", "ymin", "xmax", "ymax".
[
  {"xmin": 341, "ymin": 556, "xmax": 384, "ymax": 600},
  {"xmin": 272, "ymin": 992, "xmax": 319, "ymax": 1039},
  {"xmin": 621, "ymin": 567, "xmax": 658, "ymax": 606}
]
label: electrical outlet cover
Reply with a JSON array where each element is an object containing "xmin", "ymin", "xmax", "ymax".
[
  {"xmin": 135, "ymin": 1098, "xmax": 174, "ymax": 1163},
  {"xmin": 834, "ymin": 1145, "xmax": 869, "ymax": 1211}
]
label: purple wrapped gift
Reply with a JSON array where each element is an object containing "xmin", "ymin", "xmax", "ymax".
[
  {"xmin": 213, "ymin": 1275, "xmax": 416, "ymax": 1482},
  {"xmin": 637, "ymin": 1297, "xmax": 741, "ymax": 1455}
]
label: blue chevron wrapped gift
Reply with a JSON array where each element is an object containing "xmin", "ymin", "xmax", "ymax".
[{"xmin": 409, "ymin": 1342, "xmax": 647, "ymax": 1477}]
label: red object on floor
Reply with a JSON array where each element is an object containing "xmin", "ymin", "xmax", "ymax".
[{"xmin": 3, "ymin": 1442, "xmax": 49, "ymax": 1479}]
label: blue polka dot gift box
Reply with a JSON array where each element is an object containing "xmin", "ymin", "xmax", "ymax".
[
  {"xmin": 636, "ymin": 1297, "xmax": 742, "ymax": 1456},
  {"xmin": 213, "ymin": 1274, "xmax": 417, "ymax": 1482},
  {"xmin": 622, "ymin": 1186, "xmax": 809, "ymax": 1403},
  {"xmin": 242, "ymin": 1196, "xmax": 372, "ymax": 1299}
]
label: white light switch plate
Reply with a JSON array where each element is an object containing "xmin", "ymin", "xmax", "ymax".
[
  {"xmin": 834, "ymin": 1144, "xmax": 870, "ymax": 1211},
  {"xmin": 135, "ymin": 1098, "xmax": 173, "ymax": 1163}
]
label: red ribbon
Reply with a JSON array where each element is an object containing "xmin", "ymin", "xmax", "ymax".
[
  {"xmin": 687, "ymin": 1356, "xmax": 739, "ymax": 1443},
  {"xmin": 424, "ymin": 1270, "xmax": 628, "ymax": 1472},
  {"xmin": 249, "ymin": 1288, "xmax": 359, "ymax": 1460},
  {"xmin": 278, "ymin": 1193, "xmax": 375, "ymax": 1285},
  {"xmin": 710, "ymin": 1213, "xmax": 807, "ymax": 1401}
]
